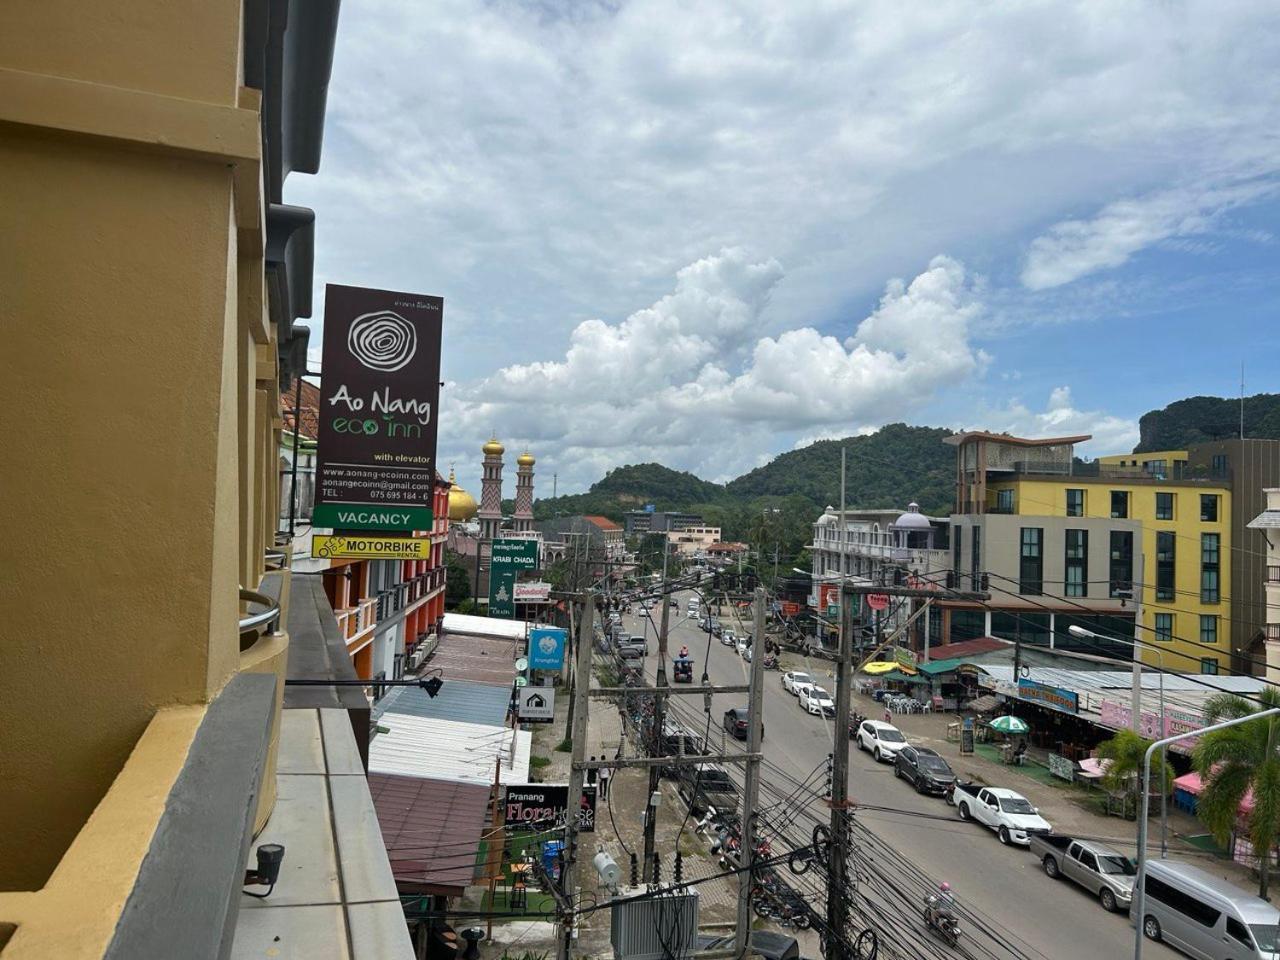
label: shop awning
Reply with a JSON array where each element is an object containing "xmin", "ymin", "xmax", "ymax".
[
  {"xmin": 918, "ymin": 657, "xmax": 964, "ymax": 676},
  {"xmin": 883, "ymin": 671, "xmax": 930, "ymax": 685},
  {"xmin": 967, "ymin": 694, "xmax": 1002, "ymax": 714},
  {"xmin": 861, "ymin": 661, "xmax": 898, "ymax": 675}
]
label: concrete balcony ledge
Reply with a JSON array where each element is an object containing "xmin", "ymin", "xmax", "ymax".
[
  {"xmin": 0, "ymin": 673, "xmax": 276, "ymax": 960},
  {"xmin": 231, "ymin": 709, "xmax": 412, "ymax": 960}
]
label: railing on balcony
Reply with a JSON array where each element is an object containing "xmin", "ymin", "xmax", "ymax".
[
  {"xmin": 1267, "ymin": 566, "xmax": 1280, "ymax": 585},
  {"xmin": 238, "ymin": 588, "xmax": 280, "ymax": 636},
  {"xmin": 1267, "ymin": 624, "xmax": 1280, "ymax": 643}
]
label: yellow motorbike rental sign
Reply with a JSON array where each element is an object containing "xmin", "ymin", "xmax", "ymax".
[{"xmin": 311, "ymin": 534, "xmax": 428, "ymax": 560}]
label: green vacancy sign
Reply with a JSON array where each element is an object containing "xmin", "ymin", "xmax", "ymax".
[
  {"xmin": 312, "ymin": 503, "xmax": 433, "ymax": 531},
  {"xmin": 488, "ymin": 539, "xmax": 540, "ymax": 619}
]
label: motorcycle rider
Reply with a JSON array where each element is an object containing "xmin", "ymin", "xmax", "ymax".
[{"xmin": 930, "ymin": 881, "xmax": 956, "ymax": 924}]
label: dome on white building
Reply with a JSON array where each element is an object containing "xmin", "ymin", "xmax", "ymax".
[{"xmin": 893, "ymin": 502, "xmax": 932, "ymax": 530}]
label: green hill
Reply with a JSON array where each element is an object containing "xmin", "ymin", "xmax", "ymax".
[
  {"xmin": 1135, "ymin": 393, "xmax": 1280, "ymax": 452},
  {"xmin": 724, "ymin": 423, "xmax": 953, "ymax": 515}
]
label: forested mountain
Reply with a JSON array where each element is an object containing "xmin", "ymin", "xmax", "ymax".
[
  {"xmin": 725, "ymin": 423, "xmax": 953, "ymax": 514},
  {"xmin": 1136, "ymin": 394, "xmax": 1280, "ymax": 452}
]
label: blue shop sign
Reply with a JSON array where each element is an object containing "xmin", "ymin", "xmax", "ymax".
[
  {"xmin": 1017, "ymin": 678, "xmax": 1078, "ymax": 715},
  {"xmin": 529, "ymin": 626, "xmax": 567, "ymax": 671}
]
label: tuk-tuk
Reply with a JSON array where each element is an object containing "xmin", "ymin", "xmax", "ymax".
[{"xmin": 672, "ymin": 656, "xmax": 694, "ymax": 683}]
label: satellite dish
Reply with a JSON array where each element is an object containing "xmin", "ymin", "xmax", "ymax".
[{"xmin": 515, "ymin": 657, "xmax": 529, "ymax": 672}]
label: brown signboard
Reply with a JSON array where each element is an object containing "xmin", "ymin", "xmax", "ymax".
[{"xmin": 315, "ymin": 284, "xmax": 443, "ymax": 516}]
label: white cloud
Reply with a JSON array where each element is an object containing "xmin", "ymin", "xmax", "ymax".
[
  {"xmin": 286, "ymin": 0, "xmax": 1280, "ymax": 494},
  {"xmin": 441, "ymin": 251, "xmax": 986, "ymax": 491},
  {"xmin": 980, "ymin": 386, "xmax": 1139, "ymax": 456},
  {"xmin": 1021, "ymin": 179, "xmax": 1279, "ymax": 290}
]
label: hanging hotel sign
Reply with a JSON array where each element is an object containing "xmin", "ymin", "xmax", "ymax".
[
  {"xmin": 514, "ymin": 581, "xmax": 552, "ymax": 603},
  {"xmin": 315, "ymin": 284, "xmax": 443, "ymax": 530},
  {"xmin": 311, "ymin": 534, "xmax": 429, "ymax": 560}
]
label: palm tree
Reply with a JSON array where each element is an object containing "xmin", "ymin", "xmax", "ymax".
[
  {"xmin": 1193, "ymin": 686, "xmax": 1280, "ymax": 898},
  {"xmin": 1097, "ymin": 728, "xmax": 1173, "ymax": 817}
]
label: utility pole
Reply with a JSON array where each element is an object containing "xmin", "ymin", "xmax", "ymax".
[
  {"xmin": 641, "ymin": 579, "xmax": 672, "ymax": 879},
  {"xmin": 558, "ymin": 590, "xmax": 595, "ymax": 960},
  {"xmin": 1130, "ymin": 553, "xmax": 1145, "ymax": 733},
  {"xmin": 826, "ymin": 578, "xmax": 854, "ymax": 960},
  {"xmin": 733, "ymin": 589, "xmax": 767, "ymax": 960}
]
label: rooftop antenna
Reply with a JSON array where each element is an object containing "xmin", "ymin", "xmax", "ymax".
[{"xmin": 1240, "ymin": 361, "xmax": 1246, "ymax": 441}]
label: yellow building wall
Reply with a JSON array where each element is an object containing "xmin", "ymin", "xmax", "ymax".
[
  {"xmin": 989, "ymin": 477, "xmax": 1232, "ymax": 673},
  {"xmin": 0, "ymin": 0, "xmax": 285, "ymax": 895}
]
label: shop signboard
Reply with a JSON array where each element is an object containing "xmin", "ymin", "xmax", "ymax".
[
  {"xmin": 1016, "ymin": 678, "xmax": 1078, "ymax": 715},
  {"xmin": 503, "ymin": 784, "xmax": 596, "ymax": 833},
  {"xmin": 489, "ymin": 539, "xmax": 539, "ymax": 619},
  {"xmin": 1100, "ymin": 699, "xmax": 1203, "ymax": 747},
  {"xmin": 894, "ymin": 647, "xmax": 917, "ymax": 675},
  {"xmin": 960, "ymin": 716, "xmax": 975, "ymax": 755},
  {"xmin": 818, "ymin": 583, "xmax": 840, "ymax": 613},
  {"xmin": 314, "ymin": 284, "xmax": 443, "ymax": 530},
  {"xmin": 516, "ymin": 686, "xmax": 555, "ymax": 722},
  {"xmin": 528, "ymin": 626, "xmax": 567, "ymax": 671},
  {"xmin": 1049, "ymin": 754, "xmax": 1075, "ymax": 781},
  {"xmin": 866, "ymin": 594, "xmax": 890, "ymax": 611},
  {"xmin": 311, "ymin": 534, "xmax": 428, "ymax": 560},
  {"xmin": 514, "ymin": 581, "xmax": 552, "ymax": 603}
]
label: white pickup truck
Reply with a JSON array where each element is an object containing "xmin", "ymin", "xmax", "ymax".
[{"xmin": 950, "ymin": 782, "xmax": 1052, "ymax": 846}]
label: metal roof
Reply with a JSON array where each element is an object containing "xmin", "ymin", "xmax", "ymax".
[
  {"xmin": 369, "ymin": 774, "xmax": 491, "ymax": 895},
  {"xmin": 372, "ymin": 679, "xmax": 511, "ymax": 726},
  {"xmin": 442, "ymin": 613, "xmax": 529, "ymax": 642},
  {"xmin": 369, "ymin": 713, "xmax": 531, "ymax": 786},
  {"xmin": 1247, "ymin": 509, "xmax": 1280, "ymax": 529},
  {"xmin": 918, "ymin": 658, "xmax": 965, "ymax": 675}
]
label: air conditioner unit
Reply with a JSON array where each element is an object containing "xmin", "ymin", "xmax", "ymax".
[
  {"xmin": 408, "ymin": 646, "xmax": 427, "ymax": 670},
  {"xmin": 610, "ymin": 887, "xmax": 699, "ymax": 960}
]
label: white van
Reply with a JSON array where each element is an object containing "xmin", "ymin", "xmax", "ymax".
[{"xmin": 1133, "ymin": 859, "xmax": 1280, "ymax": 959}]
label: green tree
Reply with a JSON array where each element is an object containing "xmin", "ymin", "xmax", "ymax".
[
  {"xmin": 1096, "ymin": 728, "xmax": 1172, "ymax": 817},
  {"xmin": 444, "ymin": 548, "xmax": 474, "ymax": 608},
  {"xmin": 1192, "ymin": 687, "xmax": 1280, "ymax": 898}
]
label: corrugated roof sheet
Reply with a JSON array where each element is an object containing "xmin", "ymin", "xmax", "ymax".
[
  {"xmin": 369, "ymin": 713, "xmax": 531, "ymax": 786},
  {"xmin": 369, "ymin": 773, "xmax": 491, "ymax": 894},
  {"xmin": 431, "ymin": 629, "xmax": 521, "ymax": 686},
  {"xmin": 1247, "ymin": 509, "xmax": 1280, "ymax": 529},
  {"xmin": 918, "ymin": 657, "xmax": 965, "ymax": 675},
  {"xmin": 373, "ymin": 678, "xmax": 511, "ymax": 726},
  {"xmin": 923, "ymin": 637, "xmax": 1007, "ymax": 659},
  {"xmin": 442, "ymin": 613, "xmax": 530, "ymax": 641}
]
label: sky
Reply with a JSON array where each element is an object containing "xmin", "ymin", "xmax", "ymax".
[{"xmin": 288, "ymin": 0, "xmax": 1280, "ymax": 498}]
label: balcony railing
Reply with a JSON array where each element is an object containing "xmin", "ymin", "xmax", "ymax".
[
  {"xmin": 1267, "ymin": 566, "xmax": 1280, "ymax": 585},
  {"xmin": 238, "ymin": 587, "xmax": 280, "ymax": 637},
  {"xmin": 1267, "ymin": 624, "xmax": 1280, "ymax": 643}
]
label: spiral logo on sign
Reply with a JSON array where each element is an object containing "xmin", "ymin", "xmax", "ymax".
[{"xmin": 347, "ymin": 310, "xmax": 417, "ymax": 372}]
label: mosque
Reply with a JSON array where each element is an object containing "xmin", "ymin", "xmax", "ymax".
[{"xmin": 444, "ymin": 437, "xmax": 540, "ymax": 571}]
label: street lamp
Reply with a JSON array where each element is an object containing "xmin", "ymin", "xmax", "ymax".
[
  {"xmin": 1132, "ymin": 708, "xmax": 1280, "ymax": 960},
  {"xmin": 1069, "ymin": 624, "xmax": 1169, "ymax": 857}
]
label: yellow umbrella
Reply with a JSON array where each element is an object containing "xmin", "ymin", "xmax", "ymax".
[{"xmin": 861, "ymin": 661, "xmax": 898, "ymax": 675}]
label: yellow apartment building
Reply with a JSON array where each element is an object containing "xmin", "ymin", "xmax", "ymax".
[{"xmin": 947, "ymin": 432, "xmax": 1232, "ymax": 674}]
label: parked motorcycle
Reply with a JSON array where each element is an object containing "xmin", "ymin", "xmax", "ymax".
[
  {"xmin": 762, "ymin": 654, "xmax": 779, "ymax": 670},
  {"xmin": 923, "ymin": 895, "xmax": 960, "ymax": 946}
]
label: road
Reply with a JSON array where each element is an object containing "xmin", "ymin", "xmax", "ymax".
[{"xmin": 617, "ymin": 591, "xmax": 1179, "ymax": 960}]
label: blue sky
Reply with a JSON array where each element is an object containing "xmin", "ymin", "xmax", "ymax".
[{"xmin": 290, "ymin": 0, "xmax": 1280, "ymax": 495}]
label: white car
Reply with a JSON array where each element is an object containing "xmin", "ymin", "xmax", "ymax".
[
  {"xmin": 799, "ymin": 686, "xmax": 835, "ymax": 717},
  {"xmin": 781, "ymin": 671, "xmax": 813, "ymax": 695},
  {"xmin": 735, "ymin": 638, "xmax": 749, "ymax": 657},
  {"xmin": 723, "ymin": 629, "xmax": 736, "ymax": 646},
  {"xmin": 856, "ymin": 720, "xmax": 908, "ymax": 763}
]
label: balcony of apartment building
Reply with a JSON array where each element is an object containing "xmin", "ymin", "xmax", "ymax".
[{"xmin": 999, "ymin": 459, "xmax": 1232, "ymax": 485}]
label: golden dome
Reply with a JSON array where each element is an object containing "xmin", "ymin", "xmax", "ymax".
[
  {"xmin": 447, "ymin": 467, "xmax": 478, "ymax": 522},
  {"xmin": 517, "ymin": 450, "xmax": 536, "ymax": 467},
  {"xmin": 482, "ymin": 436, "xmax": 505, "ymax": 456}
]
